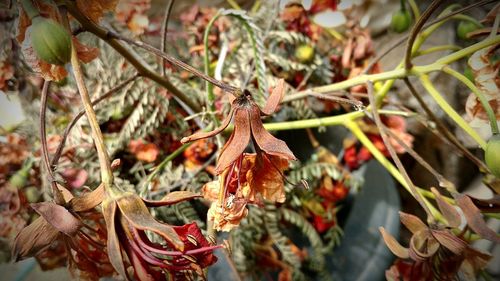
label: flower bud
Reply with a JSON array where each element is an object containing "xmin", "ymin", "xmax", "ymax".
[
  {"xmin": 295, "ymin": 44, "xmax": 315, "ymax": 63},
  {"xmin": 485, "ymin": 134, "xmax": 500, "ymax": 177},
  {"xmin": 31, "ymin": 17, "xmax": 72, "ymax": 65},
  {"xmin": 456, "ymin": 21, "xmax": 480, "ymax": 40}
]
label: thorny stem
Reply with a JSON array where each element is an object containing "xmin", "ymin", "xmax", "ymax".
[
  {"xmin": 51, "ymin": 74, "xmax": 139, "ymax": 167},
  {"xmin": 70, "ymin": 30, "xmax": 113, "ymax": 187},
  {"xmin": 442, "ymin": 66, "xmax": 499, "ymax": 135},
  {"xmin": 419, "ymin": 74, "xmax": 487, "ymax": 149},
  {"xmin": 63, "ymin": 1, "xmax": 202, "ymax": 112},
  {"xmin": 365, "ymin": 81, "xmax": 435, "ymax": 222},
  {"xmin": 404, "ymin": 0, "xmax": 444, "ymax": 70}
]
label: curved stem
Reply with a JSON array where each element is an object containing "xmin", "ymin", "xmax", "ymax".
[
  {"xmin": 160, "ymin": 0, "xmax": 175, "ymax": 76},
  {"xmin": 443, "ymin": 66, "xmax": 499, "ymax": 135},
  {"xmin": 408, "ymin": 0, "xmax": 420, "ymax": 19},
  {"xmin": 70, "ymin": 35, "xmax": 113, "ymax": 186},
  {"xmin": 419, "ymin": 74, "xmax": 487, "ymax": 149}
]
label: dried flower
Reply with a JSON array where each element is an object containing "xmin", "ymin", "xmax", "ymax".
[{"xmin": 102, "ymin": 189, "xmax": 219, "ymax": 280}]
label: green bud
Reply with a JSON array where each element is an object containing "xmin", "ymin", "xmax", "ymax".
[
  {"xmin": 485, "ymin": 134, "xmax": 500, "ymax": 178},
  {"xmin": 295, "ymin": 44, "xmax": 315, "ymax": 63},
  {"xmin": 390, "ymin": 10, "xmax": 412, "ymax": 33},
  {"xmin": 456, "ymin": 21, "xmax": 480, "ymax": 41},
  {"xmin": 31, "ymin": 16, "xmax": 72, "ymax": 65}
]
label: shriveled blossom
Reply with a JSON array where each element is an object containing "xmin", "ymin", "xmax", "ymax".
[
  {"xmin": 182, "ymin": 80, "xmax": 296, "ymax": 231},
  {"xmin": 102, "ymin": 188, "xmax": 220, "ymax": 280},
  {"xmin": 380, "ymin": 188, "xmax": 495, "ymax": 281},
  {"xmin": 12, "ymin": 185, "xmax": 114, "ymax": 280}
]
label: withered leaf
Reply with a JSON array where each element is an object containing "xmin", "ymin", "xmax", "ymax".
[
  {"xmin": 31, "ymin": 202, "xmax": 82, "ymax": 236},
  {"xmin": 399, "ymin": 212, "xmax": 427, "ymax": 234},
  {"xmin": 431, "ymin": 187, "xmax": 461, "ymax": 228},
  {"xmin": 69, "ymin": 183, "xmax": 105, "ymax": 212},
  {"xmin": 454, "ymin": 194, "xmax": 500, "ymax": 243},
  {"xmin": 379, "ymin": 227, "xmax": 409, "ymax": 259},
  {"xmin": 143, "ymin": 191, "xmax": 202, "ymax": 207},
  {"xmin": 261, "ymin": 79, "xmax": 285, "ymax": 116},
  {"xmin": 102, "ymin": 200, "xmax": 129, "ymax": 280},
  {"xmin": 12, "ymin": 217, "xmax": 60, "ymax": 261}
]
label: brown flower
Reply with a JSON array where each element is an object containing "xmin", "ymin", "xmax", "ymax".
[
  {"xmin": 12, "ymin": 184, "xmax": 114, "ymax": 280},
  {"xmin": 183, "ymin": 80, "xmax": 296, "ymax": 231},
  {"xmin": 102, "ymin": 189, "xmax": 220, "ymax": 280}
]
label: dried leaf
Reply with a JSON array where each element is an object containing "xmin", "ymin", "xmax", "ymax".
[
  {"xmin": 454, "ymin": 194, "xmax": 500, "ymax": 243},
  {"xmin": 102, "ymin": 200, "xmax": 129, "ymax": 280},
  {"xmin": 76, "ymin": 0, "xmax": 119, "ymax": 22},
  {"xmin": 431, "ymin": 187, "xmax": 461, "ymax": 228},
  {"xmin": 73, "ymin": 38, "xmax": 100, "ymax": 63},
  {"xmin": 409, "ymin": 229, "xmax": 439, "ymax": 261},
  {"xmin": 431, "ymin": 229, "xmax": 467, "ymax": 255},
  {"xmin": 69, "ymin": 183, "xmax": 105, "ymax": 212},
  {"xmin": 379, "ymin": 227, "xmax": 409, "ymax": 259},
  {"xmin": 181, "ymin": 109, "xmax": 234, "ymax": 143}
]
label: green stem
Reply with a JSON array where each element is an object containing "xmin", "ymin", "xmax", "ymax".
[
  {"xmin": 419, "ymin": 74, "xmax": 487, "ymax": 149},
  {"xmin": 345, "ymin": 120, "xmax": 444, "ymax": 221},
  {"xmin": 443, "ymin": 66, "xmax": 499, "ymax": 135},
  {"xmin": 203, "ymin": 11, "xmax": 221, "ymax": 113},
  {"xmin": 415, "ymin": 44, "xmax": 461, "ymax": 56},
  {"xmin": 20, "ymin": 0, "xmax": 40, "ymax": 20},
  {"xmin": 408, "ymin": 0, "xmax": 420, "ymax": 19},
  {"xmin": 146, "ymin": 143, "xmax": 193, "ymax": 183}
]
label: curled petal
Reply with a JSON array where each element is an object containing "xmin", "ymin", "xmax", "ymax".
[
  {"xmin": 430, "ymin": 187, "xmax": 461, "ymax": 228},
  {"xmin": 409, "ymin": 229, "xmax": 439, "ymax": 261},
  {"xmin": 247, "ymin": 154, "xmax": 287, "ymax": 203},
  {"xmin": 181, "ymin": 109, "xmax": 234, "ymax": 143},
  {"xmin": 103, "ymin": 200, "xmax": 129, "ymax": 280},
  {"xmin": 215, "ymin": 109, "xmax": 251, "ymax": 174},
  {"xmin": 399, "ymin": 212, "xmax": 427, "ymax": 234},
  {"xmin": 31, "ymin": 202, "xmax": 82, "ymax": 236},
  {"xmin": 143, "ymin": 191, "xmax": 202, "ymax": 207},
  {"xmin": 249, "ymin": 106, "xmax": 296, "ymax": 160},
  {"xmin": 431, "ymin": 229, "xmax": 467, "ymax": 255},
  {"xmin": 12, "ymin": 217, "xmax": 60, "ymax": 261},
  {"xmin": 69, "ymin": 183, "xmax": 105, "ymax": 212},
  {"xmin": 261, "ymin": 79, "xmax": 285, "ymax": 116},
  {"xmin": 379, "ymin": 227, "xmax": 409, "ymax": 259},
  {"xmin": 454, "ymin": 193, "xmax": 500, "ymax": 243},
  {"xmin": 117, "ymin": 193, "xmax": 184, "ymax": 250}
]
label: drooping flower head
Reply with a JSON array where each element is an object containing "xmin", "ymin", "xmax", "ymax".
[{"xmin": 182, "ymin": 80, "xmax": 297, "ymax": 231}]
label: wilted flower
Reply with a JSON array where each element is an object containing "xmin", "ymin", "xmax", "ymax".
[
  {"xmin": 102, "ymin": 189, "xmax": 220, "ymax": 280},
  {"xmin": 182, "ymin": 80, "xmax": 296, "ymax": 231}
]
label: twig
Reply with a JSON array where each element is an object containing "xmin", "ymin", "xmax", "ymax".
[
  {"xmin": 365, "ymin": 81, "xmax": 435, "ymax": 222},
  {"xmin": 160, "ymin": 0, "xmax": 175, "ymax": 76},
  {"xmin": 404, "ymin": 0, "xmax": 444, "ymax": 70},
  {"xmin": 51, "ymin": 74, "xmax": 139, "ymax": 167},
  {"xmin": 63, "ymin": 1, "xmax": 201, "ymax": 112}
]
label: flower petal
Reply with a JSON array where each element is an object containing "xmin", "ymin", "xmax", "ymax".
[
  {"xmin": 181, "ymin": 109, "xmax": 234, "ymax": 143},
  {"xmin": 379, "ymin": 227, "xmax": 409, "ymax": 259},
  {"xmin": 12, "ymin": 217, "xmax": 60, "ymax": 261},
  {"xmin": 248, "ymin": 154, "xmax": 287, "ymax": 203},
  {"xmin": 454, "ymin": 193, "xmax": 500, "ymax": 243},
  {"xmin": 261, "ymin": 79, "xmax": 285, "ymax": 116},
  {"xmin": 430, "ymin": 187, "xmax": 461, "ymax": 228},
  {"xmin": 69, "ymin": 183, "xmax": 105, "ymax": 212},
  {"xmin": 117, "ymin": 193, "xmax": 184, "ymax": 250},
  {"xmin": 215, "ymin": 109, "xmax": 251, "ymax": 174},
  {"xmin": 31, "ymin": 202, "xmax": 82, "ymax": 236},
  {"xmin": 103, "ymin": 200, "xmax": 129, "ymax": 280},
  {"xmin": 143, "ymin": 191, "xmax": 202, "ymax": 207},
  {"xmin": 409, "ymin": 229, "xmax": 439, "ymax": 261},
  {"xmin": 249, "ymin": 106, "xmax": 296, "ymax": 160},
  {"xmin": 399, "ymin": 211, "xmax": 427, "ymax": 234},
  {"xmin": 431, "ymin": 229, "xmax": 467, "ymax": 255}
]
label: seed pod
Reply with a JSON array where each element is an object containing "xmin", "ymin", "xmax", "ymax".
[
  {"xmin": 30, "ymin": 16, "xmax": 72, "ymax": 65},
  {"xmin": 485, "ymin": 134, "xmax": 500, "ymax": 177},
  {"xmin": 294, "ymin": 44, "xmax": 315, "ymax": 63},
  {"xmin": 390, "ymin": 10, "xmax": 411, "ymax": 33}
]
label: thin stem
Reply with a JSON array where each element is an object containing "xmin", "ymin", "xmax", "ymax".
[
  {"xmin": 20, "ymin": 0, "xmax": 39, "ymax": 19},
  {"xmin": 51, "ymin": 74, "xmax": 139, "ymax": 167},
  {"xmin": 419, "ymin": 74, "xmax": 487, "ymax": 149},
  {"xmin": 365, "ymin": 81, "xmax": 435, "ymax": 222},
  {"xmin": 64, "ymin": 1, "xmax": 201, "ymax": 112},
  {"xmin": 204, "ymin": 10, "xmax": 222, "ymax": 112},
  {"xmin": 70, "ymin": 33, "xmax": 113, "ymax": 186},
  {"xmin": 415, "ymin": 44, "xmax": 461, "ymax": 56},
  {"xmin": 443, "ymin": 66, "xmax": 499, "ymax": 135},
  {"xmin": 146, "ymin": 143, "xmax": 192, "ymax": 183},
  {"xmin": 345, "ymin": 120, "xmax": 444, "ymax": 220},
  {"xmin": 160, "ymin": 0, "xmax": 175, "ymax": 76},
  {"xmin": 403, "ymin": 78, "xmax": 488, "ymax": 171},
  {"xmin": 408, "ymin": 0, "xmax": 420, "ymax": 19},
  {"xmin": 405, "ymin": 0, "xmax": 444, "ymax": 70}
]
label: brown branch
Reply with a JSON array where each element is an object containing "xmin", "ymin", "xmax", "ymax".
[
  {"xmin": 160, "ymin": 0, "xmax": 175, "ymax": 77},
  {"xmin": 51, "ymin": 74, "xmax": 139, "ymax": 167},
  {"xmin": 365, "ymin": 81, "xmax": 434, "ymax": 221},
  {"xmin": 404, "ymin": 0, "xmax": 444, "ymax": 70},
  {"xmin": 63, "ymin": 1, "xmax": 202, "ymax": 112}
]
